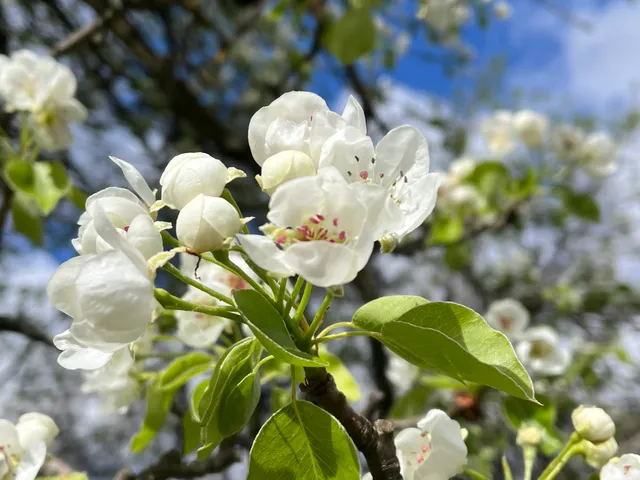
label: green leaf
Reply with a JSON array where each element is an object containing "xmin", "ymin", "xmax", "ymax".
[
  {"xmin": 131, "ymin": 380, "xmax": 177, "ymax": 452},
  {"xmin": 352, "ymin": 295, "xmax": 429, "ymax": 333},
  {"xmin": 183, "ymin": 409, "xmax": 201, "ymax": 455},
  {"xmin": 198, "ymin": 338, "xmax": 262, "ymax": 454},
  {"xmin": 271, "ymin": 386, "xmax": 291, "ymax": 413},
  {"xmin": 323, "ymin": 8, "xmax": 377, "ymax": 65},
  {"xmin": 4, "ymin": 160, "xmax": 35, "ymax": 194},
  {"xmin": 319, "ymin": 347, "xmax": 360, "ymax": 402},
  {"xmin": 159, "ymin": 352, "xmax": 213, "ymax": 391},
  {"xmin": 248, "ymin": 400, "xmax": 360, "ymax": 479},
  {"xmin": 466, "ymin": 161, "xmax": 510, "ymax": 199},
  {"xmin": 38, "ymin": 473, "xmax": 89, "ymax": 480},
  {"xmin": 189, "ymin": 379, "xmax": 208, "ymax": 424},
  {"xmin": 11, "ymin": 194, "xmax": 44, "ymax": 245},
  {"xmin": 552, "ymin": 186, "xmax": 600, "ymax": 222},
  {"xmin": 430, "ymin": 216, "xmax": 464, "ymax": 244},
  {"xmin": 359, "ymin": 300, "xmax": 536, "ymax": 402},
  {"xmin": 68, "ymin": 185, "xmax": 87, "ymax": 210},
  {"xmin": 233, "ymin": 289, "xmax": 328, "ymax": 367},
  {"xmin": 33, "ymin": 162, "xmax": 70, "ymax": 214}
]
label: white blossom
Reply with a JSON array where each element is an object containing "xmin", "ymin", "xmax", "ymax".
[
  {"xmin": 493, "ymin": 1, "xmax": 512, "ymax": 20},
  {"xmin": 481, "ymin": 110, "xmax": 517, "ymax": 156},
  {"xmin": 81, "ymin": 348, "xmax": 141, "ymax": 413},
  {"xmin": 48, "ymin": 207, "xmax": 156, "ymax": 351},
  {"xmin": 319, "ymin": 124, "xmax": 440, "ymax": 241},
  {"xmin": 238, "ymin": 169, "xmax": 376, "ymax": 287},
  {"xmin": 53, "ymin": 329, "xmax": 118, "ymax": 370},
  {"xmin": 0, "ymin": 413, "xmax": 58, "ymax": 480},
  {"xmin": 515, "ymin": 326, "xmax": 571, "ymax": 376},
  {"xmin": 394, "ymin": 409, "xmax": 468, "ymax": 480},
  {"xmin": 0, "ymin": 50, "xmax": 86, "ymax": 150},
  {"xmin": 439, "ymin": 184, "xmax": 485, "ymax": 212},
  {"xmin": 176, "ymin": 194, "xmax": 244, "ymax": 253},
  {"xmin": 418, "ymin": 0, "xmax": 471, "ymax": 35},
  {"xmin": 578, "ymin": 132, "xmax": 617, "ymax": 178},
  {"xmin": 160, "ymin": 153, "xmax": 240, "ymax": 210},
  {"xmin": 256, "ymin": 150, "xmax": 317, "ymax": 195},
  {"xmin": 552, "ymin": 124, "xmax": 585, "ymax": 160},
  {"xmin": 485, "ymin": 298, "xmax": 530, "ymax": 339},
  {"xmin": 513, "ymin": 110, "xmax": 548, "ymax": 147},
  {"xmin": 601, "ymin": 454, "xmax": 640, "ymax": 480},
  {"xmin": 572, "ymin": 406, "xmax": 616, "ymax": 443}
]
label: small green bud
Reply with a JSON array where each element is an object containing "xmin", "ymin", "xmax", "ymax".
[{"xmin": 379, "ymin": 234, "xmax": 397, "ymax": 254}]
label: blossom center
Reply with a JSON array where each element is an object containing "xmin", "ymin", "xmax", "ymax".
[
  {"xmin": 267, "ymin": 215, "xmax": 349, "ymax": 247},
  {"xmin": 530, "ymin": 340, "xmax": 553, "ymax": 358},
  {"xmin": 499, "ymin": 316, "xmax": 513, "ymax": 331}
]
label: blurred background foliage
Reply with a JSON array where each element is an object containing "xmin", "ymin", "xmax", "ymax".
[{"xmin": 1, "ymin": 0, "xmax": 640, "ymax": 479}]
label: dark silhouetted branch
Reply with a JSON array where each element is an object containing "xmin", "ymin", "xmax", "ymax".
[{"xmin": 0, "ymin": 315, "xmax": 55, "ymax": 347}]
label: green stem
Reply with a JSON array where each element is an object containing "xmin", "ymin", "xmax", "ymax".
[
  {"xmin": 221, "ymin": 188, "xmax": 249, "ymax": 234},
  {"xmin": 154, "ymin": 288, "xmax": 242, "ymax": 323},
  {"xmin": 163, "ymin": 262, "xmax": 234, "ymax": 305},
  {"xmin": 463, "ymin": 469, "xmax": 490, "ymax": 480},
  {"xmin": 316, "ymin": 321, "xmax": 359, "ymax": 338},
  {"xmin": 213, "ymin": 250, "xmax": 270, "ymax": 299},
  {"xmin": 293, "ymin": 282, "xmax": 312, "ymax": 326},
  {"xmin": 502, "ymin": 456, "xmax": 513, "ymax": 480},
  {"xmin": 253, "ymin": 355, "xmax": 275, "ymax": 374},
  {"xmin": 152, "ymin": 335, "xmax": 179, "ymax": 342},
  {"xmin": 276, "ymin": 278, "xmax": 288, "ymax": 312},
  {"xmin": 538, "ymin": 433, "xmax": 582, "ymax": 480},
  {"xmin": 523, "ymin": 445, "xmax": 536, "ymax": 480},
  {"xmin": 284, "ymin": 277, "xmax": 304, "ymax": 314},
  {"xmin": 304, "ymin": 292, "xmax": 333, "ymax": 342},
  {"xmin": 313, "ymin": 331, "xmax": 382, "ymax": 344}
]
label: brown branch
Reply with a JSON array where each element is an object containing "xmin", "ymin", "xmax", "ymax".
[
  {"xmin": 52, "ymin": 8, "xmax": 119, "ymax": 57},
  {"xmin": 0, "ymin": 315, "xmax": 55, "ymax": 347},
  {"xmin": 120, "ymin": 438, "xmax": 240, "ymax": 480},
  {"xmin": 301, "ymin": 370, "xmax": 402, "ymax": 480}
]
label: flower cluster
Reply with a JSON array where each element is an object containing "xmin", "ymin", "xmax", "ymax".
[
  {"xmin": 362, "ymin": 410, "xmax": 468, "ymax": 480},
  {"xmin": 0, "ymin": 50, "xmax": 86, "ymax": 150},
  {"xmin": 0, "ymin": 413, "xmax": 58, "ymax": 480},
  {"xmin": 486, "ymin": 298, "xmax": 571, "ymax": 376},
  {"xmin": 481, "ymin": 109, "xmax": 616, "ymax": 177}
]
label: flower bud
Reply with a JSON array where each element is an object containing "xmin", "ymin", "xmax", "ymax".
[
  {"xmin": 257, "ymin": 150, "xmax": 316, "ymax": 195},
  {"xmin": 379, "ymin": 234, "xmax": 397, "ymax": 254},
  {"xmin": 160, "ymin": 153, "xmax": 230, "ymax": 210},
  {"xmin": 572, "ymin": 406, "xmax": 615, "ymax": 442},
  {"xmin": 176, "ymin": 194, "xmax": 243, "ymax": 253},
  {"xmin": 516, "ymin": 425, "xmax": 543, "ymax": 447},
  {"xmin": 584, "ymin": 437, "xmax": 618, "ymax": 468},
  {"xmin": 15, "ymin": 412, "xmax": 59, "ymax": 448}
]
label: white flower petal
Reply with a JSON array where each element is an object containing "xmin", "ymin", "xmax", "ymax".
[
  {"xmin": 53, "ymin": 330, "xmax": 115, "ymax": 370},
  {"xmin": 237, "ymin": 234, "xmax": 292, "ymax": 277},
  {"xmin": 110, "ymin": 156, "xmax": 156, "ymax": 206},
  {"xmin": 284, "ymin": 242, "xmax": 359, "ymax": 287},
  {"xmin": 126, "ymin": 214, "xmax": 164, "ymax": 261},
  {"xmin": 14, "ymin": 441, "xmax": 46, "ymax": 480},
  {"xmin": 375, "ymin": 125, "xmax": 430, "ymax": 189},
  {"xmin": 46, "ymin": 255, "xmax": 87, "ymax": 318},
  {"xmin": 342, "ymin": 95, "xmax": 367, "ymax": 134},
  {"xmin": 16, "ymin": 413, "xmax": 59, "ymax": 449},
  {"xmin": 0, "ymin": 419, "xmax": 21, "ymax": 456}
]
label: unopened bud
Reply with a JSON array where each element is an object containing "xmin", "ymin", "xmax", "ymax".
[
  {"xmin": 516, "ymin": 425, "xmax": 543, "ymax": 447},
  {"xmin": 379, "ymin": 234, "xmax": 397, "ymax": 254},
  {"xmin": 585, "ymin": 437, "xmax": 618, "ymax": 468},
  {"xmin": 572, "ymin": 406, "xmax": 616, "ymax": 442},
  {"xmin": 259, "ymin": 150, "xmax": 316, "ymax": 195}
]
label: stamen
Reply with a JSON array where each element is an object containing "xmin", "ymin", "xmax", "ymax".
[
  {"xmin": 277, "ymin": 235, "xmax": 287, "ymax": 245},
  {"xmin": 404, "ymin": 176, "xmax": 408, "ymax": 183},
  {"xmin": 355, "ymin": 156, "xmax": 360, "ymax": 162},
  {"xmin": 309, "ymin": 216, "xmax": 320, "ymax": 224},
  {"xmin": 123, "ymin": 225, "xmax": 130, "ymax": 232},
  {"xmin": 316, "ymin": 214, "xmax": 325, "ymax": 221},
  {"xmin": 421, "ymin": 445, "xmax": 428, "ymax": 453},
  {"xmin": 416, "ymin": 455, "xmax": 424, "ymax": 464},
  {"xmin": 333, "ymin": 218, "xmax": 338, "ymax": 227},
  {"xmin": 380, "ymin": 173, "xmax": 384, "ymax": 178},
  {"xmin": 339, "ymin": 231, "xmax": 346, "ymax": 240},
  {"xmin": 360, "ymin": 171, "xmax": 369, "ymax": 180},
  {"xmin": 371, "ymin": 157, "xmax": 376, "ymax": 164},
  {"xmin": 347, "ymin": 171, "xmax": 352, "ymax": 176}
]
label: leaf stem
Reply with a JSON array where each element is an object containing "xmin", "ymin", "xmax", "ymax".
[
  {"xmin": 276, "ymin": 278, "xmax": 288, "ymax": 312},
  {"xmin": 291, "ymin": 365, "xmax": 297, "ymax": 402},
  {"xmin": 522, "ymin": 445, "xmax": 536, "ymax": 480},
  {"xmin": 293, "ymin": 282, "xmax": 313, "ymax": 326},
  {"xmin": 284, "ymin": 277, "xmax": 304, "ymax": 314},
  {"xmin": 253, "ymin": 355, "xmax": 275, "ymax": 374},
  {"xmin": 313, "ymin": 331, "xmax": 382, "ymax": 344},
  {"xmin": 501, "ymin": 456, "xmax": 513, "ymax": 480},
  {"xmin": 213, "ymin": 250, "xmax": 272, "ymax": 301},
  {"xmin": 304, "ymin": 291, "xmax": 333, "ymax": 342},
  {"xmin": 538, "ymin": 433, "xmax": 584, "ymax": 480},
  {"xmin": 163, "ymin": 262, "xmax": 234, "ymax": 305},
  {"xmin": 154, "ymin": 288, "xmax": 242, "ymax": 323},
  {"xmin": 136, "ymin": 352, "xmax": 185, "ymax": 360},
  {"xmin": 463, "ymin": 469, "xmax": 490, "ymax": 480},
  {"xmin": 316, "ymin": 321, "xmax": 359, "ymax": 339},
  {"xmin": 221, "ymin": 188, "xmax": 249, "ymax": 234}
]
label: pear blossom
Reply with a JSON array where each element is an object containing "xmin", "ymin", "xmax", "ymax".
[
  {"xmin": 0, "ymin": 413, "xmax": 58, "ymax": 480},
  {"xmin": 48, "ymin": 208, "xmax": 156, "ymax": 351},
  {"xmin": 485, "ymin": 298, "xmax": 530, "ymax": 338},
  {"xmin": 515, "ymin": 326, "xmax": 571, "ymax": 376},
  {"xmin": 176, "ymin": 194, "xmax": 244, "ymax": 253},
  {"xmin": 552, "ymin": 124, "xmax": 584, "ymax": 160},
  {"xmin": 601, "ymin": 454, "xmax": 640, "ymax": 480},
  {"xmin": 0, "ymin": 50, "xmax": 86, "ymax": 150},
  {"xmin": 578, "ymin": 132, "xmax": 617, "ymax": 178},
  {"xmin": 572, "ymin": 406, "xmax": 616, "ymax": 443},
  {"xmin": 180, "ymin": 251, "xmax": 258, "ymax": 290},
  {"xmin": 175, "ymin": 285, "xmax": 233, "ymax": 348},
  {"xmin": 160, "ymin": 152, "xmax": 242, "ymax": 209},
  {"xmin": 53, "ymin": 329, "xmax": 115, "ymax": 370},
  {"xmin": 448, "ymin": 157, "xmax": 476, "ymax": 182},
  {"xmin": 481, "ymin": 110, "xmax": 516, "ymax": 156},
  {"xmin": 513, "ymin": 110, "xmax": 548, "ymax": 147},
  {"xmin": 73, "ymin": 158, "xmax": 161, "ymax": 259},
  {"xmin": 493, "ymin": 1, "xmax": 512, "ymax": 20},
  {"xmin": 238, "ymin": 169, "xmax": 375, "ymax": 287},
  {"xmin": 394, "ymin": 409, "xmax": 468, "ymax": 480},
  {"xmin": 256, "ymin": 150, "xmax": 317, "ymax": 195},
  {"xmin": 585, "ymin": 438, "xmax": 618, "ymax": 468},
  {"xmin": 418, "ymin": 0, "xmax": 471, "ymax": 35},
  {"xmin": 81, "ymin": 348, "xmax": 141, "ymax": 413},
  {"xmin": 319, "ymin": 124, "xmax": 440, "ymax": 241}
]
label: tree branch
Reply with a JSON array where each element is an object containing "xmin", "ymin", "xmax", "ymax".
[
  {"xmin": 301, "ymin": 370, "xmax": 402, "ymax": 480},
  {"xmin": 52, "ymin": 8, "xmax": 119, "ymax": 57},
  {"xmin": 0, "ymin": 315, "xmax": 55, "ymax": 347}
]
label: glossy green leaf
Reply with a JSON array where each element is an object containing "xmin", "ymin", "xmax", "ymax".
[
  {"xmin": 324, "ymin": 8, "xmax": 376, "ymax": 65},
  {"xmin": 183, "ymin": 408, "xmax": 201, "ymax": 455},
  {"xmin": 233, "ymin": 289, "xmax": 328, "ymax": 367},
  {"xmin": 552, "ymin": 186, "xmax": 600, "ymax": 222},
  {"xmin": 159, "ymin": 352, "xmax": 212, "ymax": 391},
  {"xmin": 131, "ymin": 380, "xmax": 177, "ymax": 452},
  {"xmin": 351, "ymin": 295, "xmax": 429, "ymax": 333},
  {"xmin": 359, "ymin": 300, "xmax": 536, "ymax": 402},
  {"xmin": 33, "ymin": 162, "xmax": 70, "ymax": 214},
  {"xmin": 271, "ymin": 386, "xmax": 290, "ymax": 413},
  {"xmin": 4, "ymin": 160, "xmax": 35, "ymax": 194},
  {"xmin": 248, "ymin": 400, "xmax": 360, "ymax": 479},
  {"xmin": 319, "ymin": 347, "xmax": 360, "ymax": 402},
  {"xmin": 11, "ymin": 195, "xmax": 43, "ymax": 245},
  {"xmin": 197, "ymin": 338, "xmax": 262, "ymax": 455}
]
